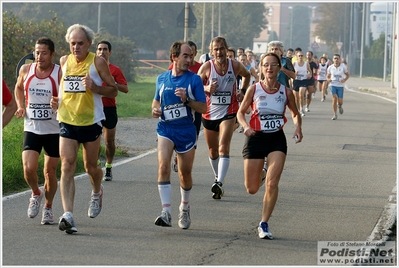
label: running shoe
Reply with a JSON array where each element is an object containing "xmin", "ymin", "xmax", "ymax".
[
  {"xmin": 172, "ymin": 154, "xmax": 178, "ymax": 173},
  {"xmin": 27, "ymin": 189, "xmax": 44, "ymax": 218},
  {"xmin": 338, "ymin": 105, "xmax": 344, "ymax": 115},
  {"xmin": 88, "ymin": 185, "xmax": 103, "ymax": 218},
  {"xmin": 154, "ymin": 210, "xmax": 172, "ymax": 227},
  {"xmin": 258, "ymin": 222, "xmax": 273, "ymax": 239},
  {"xmin": 260, "ymin": 168, "xmax": 267, "ymax": 187},
  {"xmin": 331, "ymin": 114, "xmax": 338, "ymax": 120},
  {"xmin": 58, "ymin": 212, "xmax": 77, "ymax": 234},
  {"xmin": 321, "ymin": 97, "xmax": 325, "ymax": 102},
  {"xmin": 305, "ymin": 107, "xmax": 310, "ymax": 112},
  {"xmin": 211, "ymin": 181, "xmax": 224, "ymax": 200},
  {"xmin": 103, "ymin": 167, "xmax": 113, "ymax": 181},
  {"xmin": 300, "ymin": 109, "xmax": 305, "ymax": 117},
  {"xmin": 238, "ymin": 126, "xmax": 244, "ymax": 133},
  {"xmin": 178, "ymin": 206, "xmax": 191, "ymax": 229},
  {"xmin": 41, "ymin": 207, "xmax": 54, "ymax": 225}
]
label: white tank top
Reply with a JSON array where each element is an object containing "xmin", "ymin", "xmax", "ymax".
[
  {"xmin": 317, "ymin": 63, "xmax": 328, "ymax": 80},
  {"xmin": 294, "ymin": 61, "xmax": 308, "ymax": 81},
  {"xmin": 203, "ymin": 59, "xmax": 238, "ymax": 120},
  {"xmin": 23, "ymin": 63, "xmax": 60, "ymax": 134},
  {"xmin": 249, "ymin": 82, "xmax": 288, "ymax": 133}
]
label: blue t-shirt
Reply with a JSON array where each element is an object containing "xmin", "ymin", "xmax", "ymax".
[{"xmin": 154, "ymin": 70, "xmax": 205, "ymax": 127}]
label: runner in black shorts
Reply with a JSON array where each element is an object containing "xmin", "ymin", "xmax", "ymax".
[
  {"xmin": 23, "ymin": 132, "xmax": 60, "ymax": 157},
  {"xmin": 101, "ymin": 106, "xmax": 118, "ymax": 129},
  {"xmin": 59, "ymin": 122, "xmax": 103, "ymax": 144},
  {"xmin": 201, "ymin": 113, "xmax": 236, "ymax": 132}
]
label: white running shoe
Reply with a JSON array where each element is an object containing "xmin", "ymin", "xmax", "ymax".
[
  {"xmin": 58, "ymin": 212, "xmax": 77, "ymax": 234},
  {"xmin": 28, "ymin": 190, "xmax": 44, "ymax": 218},
  {"xmin": 331, "ymin": 114, "xmax": 338, "ymax": 120},
  {"xmin": 41, "ymin": 207, "xmax": 54, "ymax": 225},
  {"xmin": 172, "ymin": 154, "xmax": 178, "ymax": 173},
  {"xmin": 154, "ymin": 210, "xmax": 172, "ymax": 227},
  {"xmin": 178, "ymin": 206, "xmax": 191, "ymax": 229},
  {"xmin": 88, "ymin": 185, "xmax": 103, "ymax": 218},
  {"xmin": 259, "ymin": 168, "xmax": 266, "ymax": 187},
  {"xmin": 258, "ymin": 222, "xmax": 273, "ymax": 239}
]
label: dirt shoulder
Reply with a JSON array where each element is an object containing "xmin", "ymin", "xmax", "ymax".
[{"xmin": 101, "ymin": 117, "xmax": 159, "ymax": 161}]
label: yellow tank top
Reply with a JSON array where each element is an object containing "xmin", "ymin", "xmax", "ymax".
[{"xmin": 58, "ymin": 52, "xmax": 104, "ymax": 126}]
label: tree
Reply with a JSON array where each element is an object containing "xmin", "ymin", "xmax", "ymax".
[
  {"xmin": 268, "ymin": 31, "xmax": 279, "ymax": 42},
  {"xmin": 3, "ymin": 3, "xmax": 267, "ymax": 57},
  {"xmin": 190, "ymin": 3, "xmax": 267, "ymax": 53},
  {"xmin": 2, "ymin": 10, "xmax": 69, "ymax": 87},
  {"xmin": 96, "ymin": 31, "xmax": 137, "ymax": 82},
  {"xmin": 314, "ymin": 3, "xmax": 352, "ymax": 55},
  {"xmin": 369, "ymin": 33, "xmax": 385, "ymax": 59},
  {"xmin": 286, "ymin": 5, "xmax": 312, "ymax": 51}
]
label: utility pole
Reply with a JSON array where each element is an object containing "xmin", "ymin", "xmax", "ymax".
[
  {"xmin": 184, "ymin": 2, "xmax": 189, "ymax": 42},
  {"xmin": 201, "ymin": 3, "xmax": 206, "ymax": 54},
  {"xmin": 211, "ymin": 3, "xmax": 214, "ymax": 38},
  {"xmin": 360, "ymin": 2, "xmax": 365, "ymax": 78},
  {"xmin": 97, "ymin": 3, "xmax": 101, "ymax": 33}
]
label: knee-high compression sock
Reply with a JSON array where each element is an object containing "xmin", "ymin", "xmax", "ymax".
[
  {"xmin": 209, "ymin": 156, "xmax": 219, "ymax": 180},
  {"xmin": 217, "ymin": 156, "xmax": 230, "ymax": 184},
  {"xmin": 158, "ymin": 182, "xmax": 171, "ymax": 213}
]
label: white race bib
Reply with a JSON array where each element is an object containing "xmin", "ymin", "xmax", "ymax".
[
  {"xmin": 163, "ymin": 103, "xmax": 188, "ymax": 121},
  {"xmin": 63, "ymin": 76, "xmax": 86, "ymax": 93},
  {"xmin": 27, "ymin": 103, "xmax": 52, "ymax": 120},
  {"xmin": 259, "ymin": 114, "xmax": 284, "ymax": 132},
  {"xmin": 211, "ymin": 91, "xmax": 231, "ymax": 105}
]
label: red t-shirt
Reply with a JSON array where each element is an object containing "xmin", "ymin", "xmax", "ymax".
[
  {"xmin": 167, "ymin": 61, "xmax": 202, "ymax": 74},
  {"xmin": 2, "ymin": 79, "xmax": 12, "ymax": 106},
  {"xmin": 102, "ymin": 64, "xmax": 127, "ymax": 107}
]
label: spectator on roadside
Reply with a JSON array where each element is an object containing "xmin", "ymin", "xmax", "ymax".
[
  {"xmin": 96, "ymin": 40, "xmax": 129, "ymax": 181},
  {"xmin": 2, "ymin": 79, "xmax": 17, "ymax": 128},
  {"xmin": 56, "ymin": 24, "xmax": 118, "ymax": 234},
  {"xmin": 14, "ymin": 37, "xmax": 61, "ymax": 225},
  {"xmin": 152, "ymin": 41, "xmax": 206, "ymax": 229}
]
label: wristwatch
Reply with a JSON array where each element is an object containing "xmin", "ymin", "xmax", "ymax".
[{"xmin": 184, "ymin": 96, "xmax": 191, "ymax": 105}]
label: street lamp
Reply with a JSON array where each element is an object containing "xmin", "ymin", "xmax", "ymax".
[{"xmin": 288, "ymin": 6, "xmax": 293, "ymax": 48}]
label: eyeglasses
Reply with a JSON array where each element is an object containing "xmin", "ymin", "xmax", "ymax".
[
  {"xmin": 298, "ymin": 55, "xmax": 304, "ymax": 57},
  {"xmin": 262, "ymin": 63, "xmax": 279, "ymax": 68}
]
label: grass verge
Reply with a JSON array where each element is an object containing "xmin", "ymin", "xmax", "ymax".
[{"xmin": 2, "ymin": 75, "xmax": 157, "ymax": 195}]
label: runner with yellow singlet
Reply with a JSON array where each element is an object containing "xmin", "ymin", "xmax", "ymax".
[{"xmin": 55, "ymin": 24, "xmax": 118, "ymax": 234}]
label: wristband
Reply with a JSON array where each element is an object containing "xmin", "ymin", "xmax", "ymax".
[{"xmin": 184, "ymin": 96, "xmax": 191, "ymax": 105}]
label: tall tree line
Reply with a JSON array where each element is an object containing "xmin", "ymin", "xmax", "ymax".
[{"xmin": 3, "ymin": 2, "xmax": 267, "ymax": 54}]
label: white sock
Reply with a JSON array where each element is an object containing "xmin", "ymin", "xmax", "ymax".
[
  {"xmin": 180, "ymin": 187, "xmax": 191, "ymax": 211},
  {"xmin": 158, "ymin": 183, "xmax": 171, "ymax": 213},
  {"xmin": 209, "ymin": 156, "xmax": 219, "ymax": 179},
  {"xmin": 217, "ymin": 156, "xmax": 230, "ymax": 184}
]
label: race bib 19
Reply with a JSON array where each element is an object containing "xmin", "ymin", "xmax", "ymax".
[{"xmin": 163, "ymin": 103, "xmax": 188, "ymax": 121}]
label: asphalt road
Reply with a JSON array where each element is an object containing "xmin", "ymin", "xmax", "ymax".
[{"xmin": 2, "ymin": 87, "xmax": 396, "ymax": 266}]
